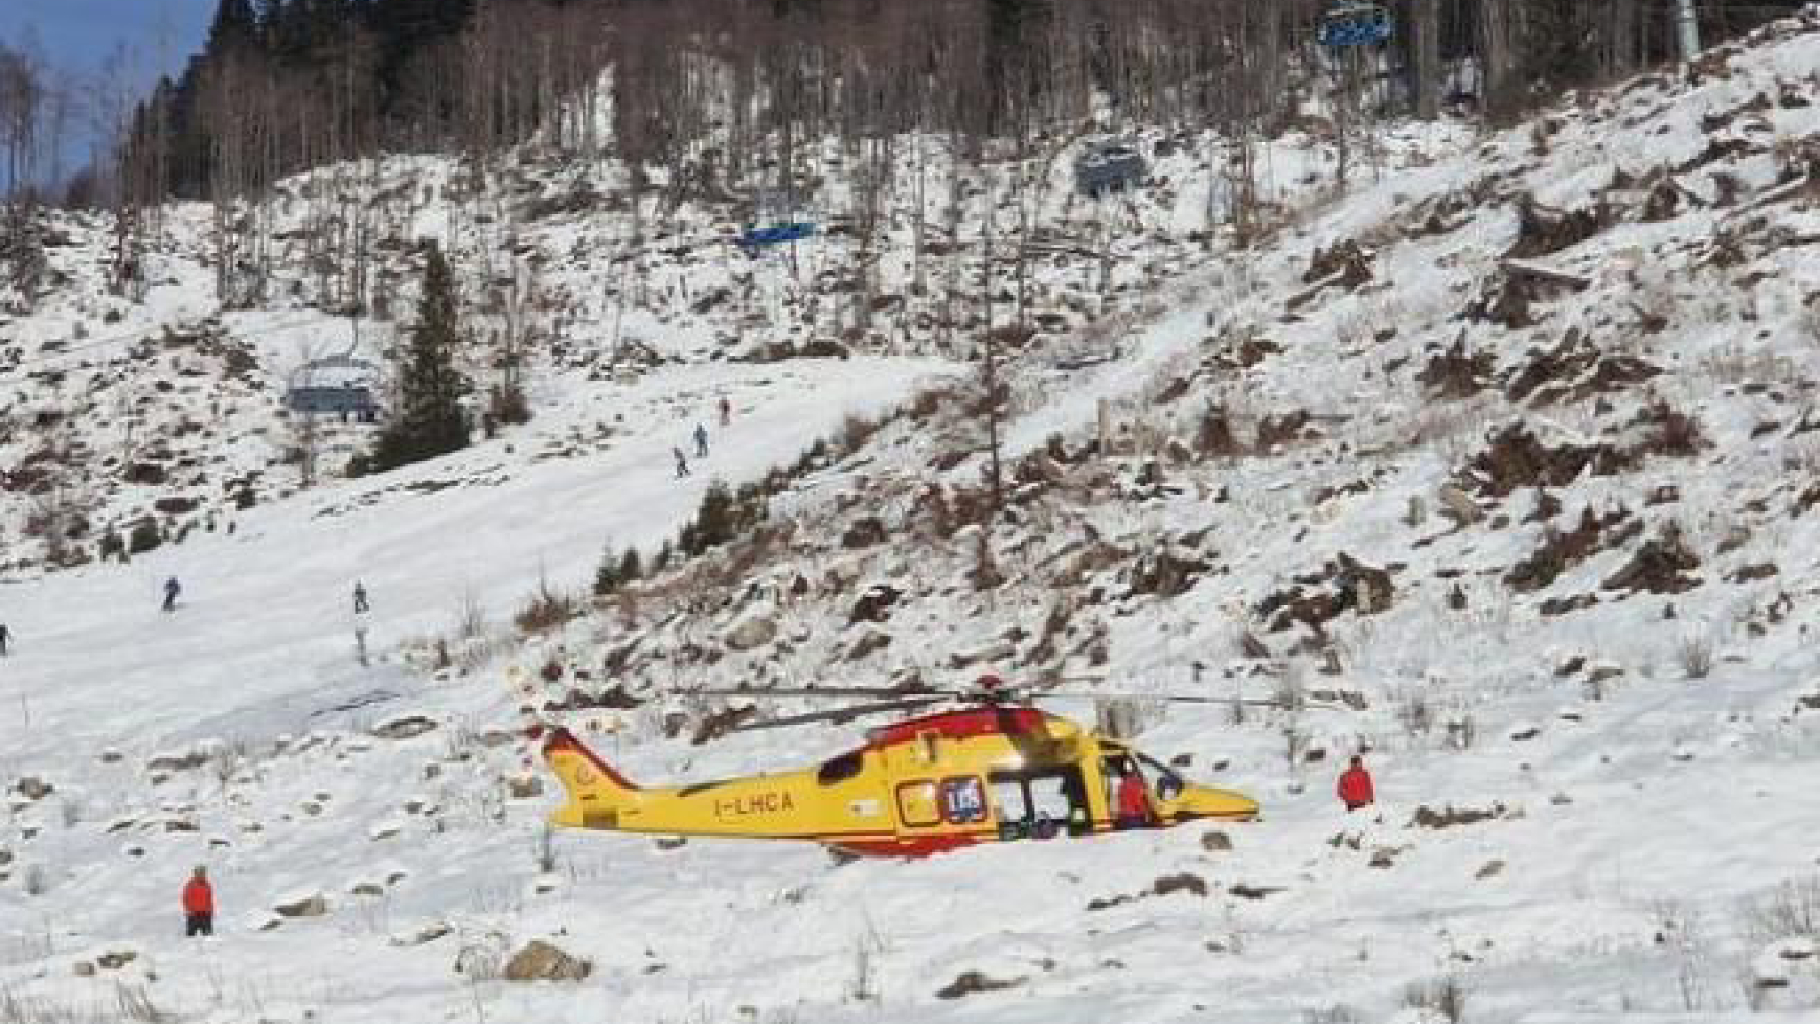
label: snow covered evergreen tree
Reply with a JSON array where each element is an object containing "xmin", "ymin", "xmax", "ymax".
[{"xmin": 369, "ymin": 243, "xmax": 468, "ymax": 472}]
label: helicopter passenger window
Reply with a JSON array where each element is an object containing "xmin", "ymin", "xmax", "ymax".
[
  {"xmin": 1028, "ymin": 775, "xmax": 1072, "ymax": 824},
  {"xmin": 817, "ymin": 750, "xmax": 864, "ymax": 785},
  {"xmin": 895, "ymin": 780, "xmax": 942, "ymax": 828},
  {"xmin": 991, "ymin": 778, "xmax": 1029, "ymax": 832},
  {"xmin": 939, "ymin": 777, "xmax": 987, "ymax": 824}
]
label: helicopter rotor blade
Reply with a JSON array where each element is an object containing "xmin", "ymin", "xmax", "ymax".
[
  {"xmin": 729, "ymin": 697, "xmax": 953, "ymax": 733},
  {"xmin": 690, "ymin": 686, "xmax": 962, "ymax": 701},
  {"xmin": 1041, "ymin": 694, "xmax": 1310, "ymax": 709},
  {"xmin": 1024, "ymin": 690, "xmax": 1347, "ymax": 710}
]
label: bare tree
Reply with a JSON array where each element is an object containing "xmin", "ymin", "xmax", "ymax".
[{"xmin": 0, "ymin": 40, "xmax": 44, "ymax": 197}]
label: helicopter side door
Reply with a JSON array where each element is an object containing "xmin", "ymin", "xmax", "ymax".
[
  {"xmin": 885, "ymin": 730, "xmax": 993, "ymax": 852},
  {"xmin": 987, "ymin": 766, "xmax": 1093, "ymax": 839}
]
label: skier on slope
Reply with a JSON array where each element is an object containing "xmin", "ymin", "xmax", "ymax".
[
  {"xmin": 718, "ymin": 396, "xmax": 731, "ymax": 427},
  {"xmin": 673, "ymin": 447, "xmax": 691, "ymax": 478},
  {"xmin": 694, "ymin": 422, "xmax": 709, "ymax": 458},
  {"xmin": 353, "ymin": 581, "xmax": 370, "ymax": 614},
  {"xmin": 162, "ymin": 576, "xmax": 182, "ymax": 613},
  {"xmin": 0, "ymin": 622, "xmax": 9, "ymax": 656}
]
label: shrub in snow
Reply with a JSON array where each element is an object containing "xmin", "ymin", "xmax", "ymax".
[
  {"xmin": 1403, "ymin": 975, "xmax": 1468, "ymax": 1023},
  {"xmin": 126, "ymin": 519, "xmax": 161, "ymax": 554},
  {"xmin": 514, "ymin": 577, "xmax": 577, "ymax": 633},
  {"xmin": 1743, "ymin": 877, "xmax": 1820, "ymax": 947},
  {"xmin": 1675, "ymin": 634, "xmax": 1715, "ymax": 679}
]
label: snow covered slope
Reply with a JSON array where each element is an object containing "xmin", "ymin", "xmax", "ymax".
[{"xmin": 5, "ymin": 9, "xmax": 1820, "ymax": 1024}]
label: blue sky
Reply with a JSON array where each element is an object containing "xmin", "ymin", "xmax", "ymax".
[
  {"xmin": 3, "ymin": 0, "xmax": 213, "ymax": 80},
  {"xmin": 2, "ymin": 0, "xmax": 214, "ymax": 177}
]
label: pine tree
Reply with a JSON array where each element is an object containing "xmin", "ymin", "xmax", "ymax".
[
  {"xmin": 371, "ymin": 243, "xmax": 469, "ymax": 471},
  {"xmin": 683, "ymin": 478, "xmax": 736, "ymax": 556},
  {"xmin": 204, "ymin": 0, "xmax": 259, "ymax": 57},
  {"xmin": 593, "ymin": 541, "xmax": 621, "ymax": 596}
]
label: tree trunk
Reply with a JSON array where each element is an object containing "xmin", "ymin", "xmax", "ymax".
[{"xmin": 1413, "ymin": 0, "xmax": 1441, "ymax": 119}]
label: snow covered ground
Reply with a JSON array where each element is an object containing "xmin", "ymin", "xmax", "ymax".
[{"xmin": 5, "ymin": 9, "xmax": 1820, "ymax": 1024}]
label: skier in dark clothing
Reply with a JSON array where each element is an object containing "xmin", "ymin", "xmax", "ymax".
[
  {"xmin": 693, "ymin": 423, "xmax": 709, "ymax": 458},
  {"xmin": 0, "ymin": 623, "xmax": 9, "ymax": 655},
  {"xmin": 353, "ymin": 581, "xmax": 370, "ymax": 614},
  {"xmin": 162, "ymin": 577, "xmax": 182, "ymax": 613},
  {"xmin": 718, "ymin": 396, "xmax": 731, "ymax": 426},
  {"xmin": 673, "ymin": 447, "xmax": 690, "ymax": 478}
]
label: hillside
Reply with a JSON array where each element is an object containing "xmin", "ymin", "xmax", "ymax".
[{"xmin": 4, "ymin": 9, "xmax": 1820, "ymax": 1024}]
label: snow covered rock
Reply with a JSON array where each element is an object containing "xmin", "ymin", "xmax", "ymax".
[
  {"xmin": 273, "ymin": 894, "xmax": 328, "ymax": 918},
  {"xmin": 372, "ymin": 716, "xmax": 438, "ymax": 740},
  {"xmin": 935, "ymin": 970, "xmax": 1025, "ymax": 1000},
  {"xmin": 145, "ymin": 750, "xmax": 210, "ymax": 773},
  {"xmin": 844, "ymin": 628, "xmax": 892, "ymax": 662},
  {"xmin": 390, "ymin": 922, "xmax": 452, "ymax": 948},
  {"xmin": 847, "ymin": 584, "xmax": 901, "ymax": 625},
  {"xmin": 503, "ymin": 940, "xmax": 592, "ymax": 982},
  {"xmin": 841, "ymin": 516, "xmax": 889, "ymax": 549},
  {"xmin": 724, "ymin": 603, "xmax": 779, "ymax": 651}
]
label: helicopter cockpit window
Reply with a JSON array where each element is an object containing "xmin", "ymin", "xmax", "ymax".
[
  {"xmin": 817, "ymin": 750, "xmax": 865, "ymax": 785},
  {"xmin": 1135, "ymin": 752, "xmax": 1186, "ymax": 801}
]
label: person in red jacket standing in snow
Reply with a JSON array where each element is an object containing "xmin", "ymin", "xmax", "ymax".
[
  {"xmin": 1113, "ymin": 759, "xmax": 1155, "ymax": 829},
  {"xmin": 182, "ymin": 866, "xmax": 215, "ymax": 937},
  {"xmin": 1337, "ymin": 754, "xmax": 1375, "ymax": 812}
]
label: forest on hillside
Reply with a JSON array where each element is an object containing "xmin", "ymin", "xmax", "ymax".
[{"xmin": 0, "ymin": 0, "xmax": 1806, "ymax": 212}]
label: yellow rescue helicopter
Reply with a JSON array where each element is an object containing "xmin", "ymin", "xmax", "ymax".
[{"xmin": 539, "ymin": 676, "xmax": 1282, "ymax": 858}]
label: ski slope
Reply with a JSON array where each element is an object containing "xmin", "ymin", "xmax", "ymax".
[{"xmin": 0, "ymin": 357, "xmax": 943, "ymax": 762}]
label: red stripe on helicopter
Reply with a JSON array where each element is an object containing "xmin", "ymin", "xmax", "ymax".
[
  {"xmin": 828, "ymin": 833, "xmax": 986, "ymax": 857},
  {"xmin": 865, "ymin": 707, "xmax": 1049, "ymax": 748}
]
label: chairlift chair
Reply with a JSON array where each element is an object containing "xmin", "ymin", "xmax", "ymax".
[
  {"xmin": 738, "ymin": 184, "xmax": 817, "ymax": 256},
  {"xmin": 1318, "ymin": 2, "xmax": 1394, "ymax": 49},
  {"xmin": 738, "ymin": 221, "xmax": 816, "ymax": 256}
]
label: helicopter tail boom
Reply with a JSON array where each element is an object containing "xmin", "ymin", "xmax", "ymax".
[{"xmin": 543, "ymin": 727, "xmax": 641, "ymax": 829}]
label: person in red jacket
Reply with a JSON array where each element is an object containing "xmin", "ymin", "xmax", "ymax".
[
  {"xmin": 182, "ymin": 866, "xmax": 214, "ymax": 937},
  {"xmin": 1337, "ymin": 754, "xmax": 1375, "ymax": 812},
  {"xmin": 1113, "ymin": 760, "xmax": 1155, "ymax": 829}
]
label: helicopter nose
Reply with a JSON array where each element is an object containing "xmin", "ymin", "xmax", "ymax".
[{"xmin": 1187, "ymin": 786, "xmax": 1260, "ymax": 822}]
